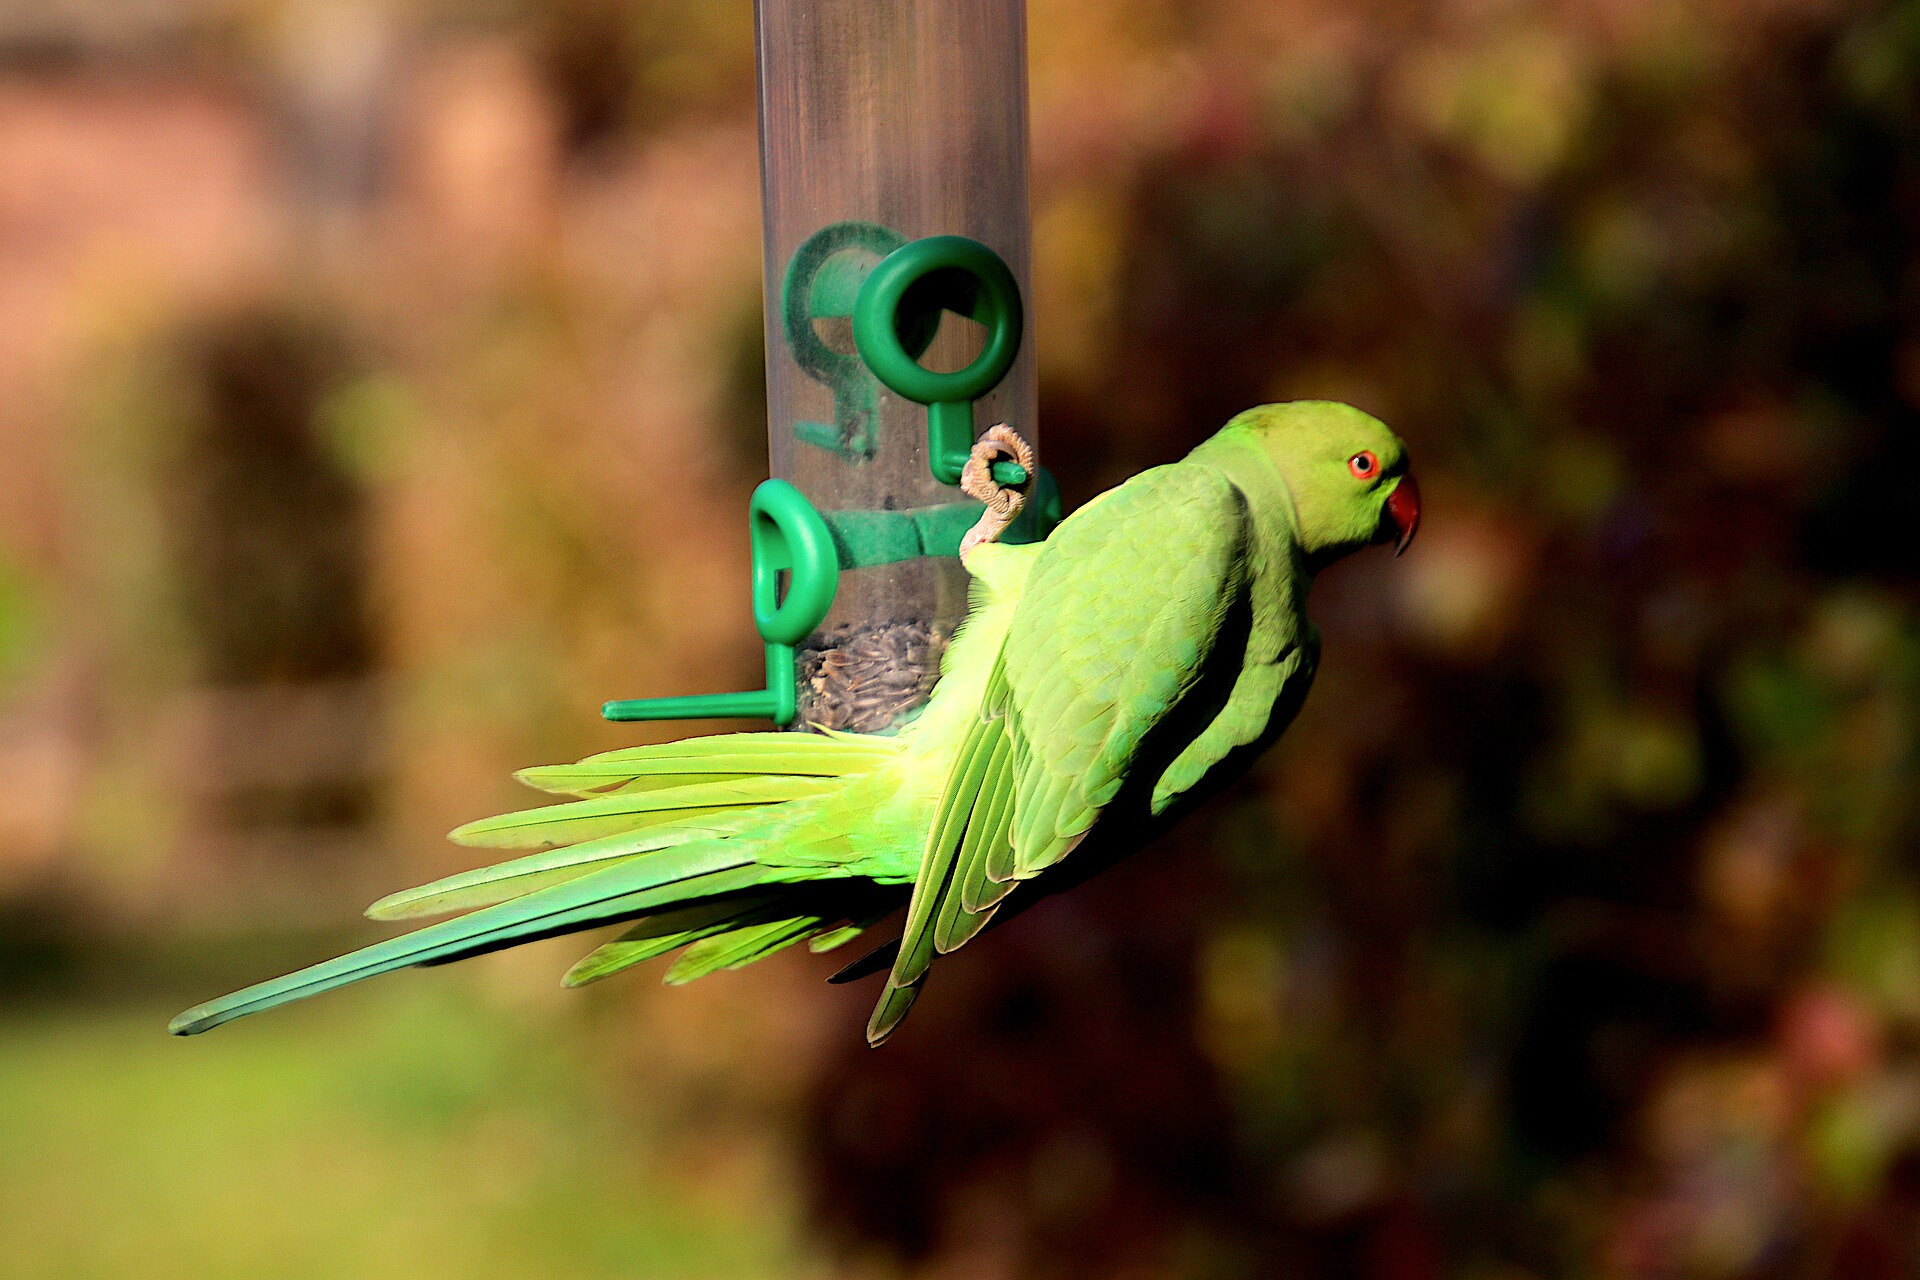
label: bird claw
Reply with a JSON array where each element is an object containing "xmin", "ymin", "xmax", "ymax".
[{"xmin": 960, "ymin": 425, "xmax": 1037, "ymax": 561}]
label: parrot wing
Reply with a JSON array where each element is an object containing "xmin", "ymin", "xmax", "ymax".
[{"xmin": 870, "ymin": 464, "xmax": 1256, "ymax": 1043}]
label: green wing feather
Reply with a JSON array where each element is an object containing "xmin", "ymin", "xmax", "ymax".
[
  {"xmin": 934, "ymin": 720, "xmax": 1015, "ymax": 951},
  {"xmin": 865, "ymin": 979, "xmax": 922, "ymax": 1045},
  {"xmin": 1002, "ymin": 465, "xmax": 1252, "ymax": 876},
  {"xmin": 956, "ymin": 730, "xmax": 1018, "ymax": 918},
  {"xmin": 869, "ymin": 464, "xmax": 1260, "ymax": 1045},
  {"xmin": 888, "ymin": 715, "xmax": 1001, "ymax": 991}
]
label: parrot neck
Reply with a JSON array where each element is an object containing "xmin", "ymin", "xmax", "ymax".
[{"xmin": 1188, "ymin": 431, "xmax": 1313, "ymax": 579}]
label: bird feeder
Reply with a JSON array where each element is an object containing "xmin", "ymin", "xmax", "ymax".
[{"xmin": 603, "ymin": 0, "xmax": 1057, "ymax": 734}]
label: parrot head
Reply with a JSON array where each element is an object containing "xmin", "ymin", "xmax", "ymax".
[{"xmin": 1225, "ymin": 400, "xmax": 1420, "ymax": 564}]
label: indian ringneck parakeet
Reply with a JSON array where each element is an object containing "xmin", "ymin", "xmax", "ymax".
[{"xmin": 172, "ymin": 401, "xmax": 1420, "ymax": 1046}]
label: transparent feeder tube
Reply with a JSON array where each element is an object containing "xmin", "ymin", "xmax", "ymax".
[{"xmin": 755, "ymin": 0, "xmax": 1036, "ymax": 732}]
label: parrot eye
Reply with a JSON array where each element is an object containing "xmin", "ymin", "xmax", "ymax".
[{"xmin": 1348, "ymin": 451, "xmax": 1379, "ymax": 480}]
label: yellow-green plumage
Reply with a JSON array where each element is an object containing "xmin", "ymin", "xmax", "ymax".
[{"xmin": 170, "ymin": 402, "xmax": 1416, "ymax": 1045}]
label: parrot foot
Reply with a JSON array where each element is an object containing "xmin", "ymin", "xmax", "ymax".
[{"xmin": 959, "ymin": 424, "xmax": 1036, "ymax": 561}]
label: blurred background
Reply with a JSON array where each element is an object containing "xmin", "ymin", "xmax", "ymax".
[{"xmin": 1, "ymin": 0, "xmax": 1917, "ymax": 1275}]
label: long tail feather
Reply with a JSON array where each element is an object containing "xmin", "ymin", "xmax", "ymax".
[
  {"xmin": 406, "ymin": 866, "xmax": 774, "ymax": 970},
  {"xmin": 829, "ymin": 938, "xmax": 901, "ymax": 984},
  {"xmin": 517, "ymin": 734, "xmax": 898, "ymax": 797},
  {"xmin": 665, "ymin": 915, "xmax": 825, "ymax": 984},
  {"xmin": 447, "ymin": 775, "xmax": 841, "ymax": 850},
  {"xmin": 372, "ymin": 732, "xmax": 900, "ymax": 918},
  {"xmin": 809, "ymin": 906, "xmax": 895, "ymax": 955},
  {"xmin": 168, "ymin": 843, "xmax": 756, "ymax": 1035},
  {"xmin": 561, "ymin": 894, "xmax": 782, "ymax": 986},
  {"xmin": 368, "ymin": 819, "xmax": 754, "ymax": 920}
]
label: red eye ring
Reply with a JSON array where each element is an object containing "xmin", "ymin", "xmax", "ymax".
[{"xmin": 1348, "ymin": 450, "xmax": 1379, "ymax": 479}]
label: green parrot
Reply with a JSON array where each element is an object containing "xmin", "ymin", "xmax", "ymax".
[{"xmin": 170, "ymin": 401, "xmax": 1419, "ymax": 1046}]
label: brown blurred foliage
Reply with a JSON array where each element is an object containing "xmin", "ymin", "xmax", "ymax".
[{"xmin": 1, "ymin": 0, "xmax": 1917, "ymax": 1277}]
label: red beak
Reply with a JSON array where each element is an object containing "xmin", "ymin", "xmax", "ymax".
[{"xmin": 1386, "ymin": 473, "xmax": 1421, "ymax": 556}]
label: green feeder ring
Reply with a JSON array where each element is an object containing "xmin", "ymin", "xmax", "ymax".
[
  {"xmin": 782, "ymin": 220, "xmax": 941, "ymax": 460},
  {"xmin": 601, "ymin": 478, "xmax": 837, "ymax": 726},
  {"xmin": 852, "ymin": 235, "xmax": 1023, "ymax": 486},
  {"xmin": 748, "ymin": 477, "xmax": 839, "ymax": 647}
]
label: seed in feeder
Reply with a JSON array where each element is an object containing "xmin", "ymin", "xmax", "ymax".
[{"xmin": 796, "ymin": 619, "xmax": 951, "ymax": 734}]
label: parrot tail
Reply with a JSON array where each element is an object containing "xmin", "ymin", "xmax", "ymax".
[{"xmin": 168, "ymin": 732, "xmax": 906, "ymax": 1035}]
